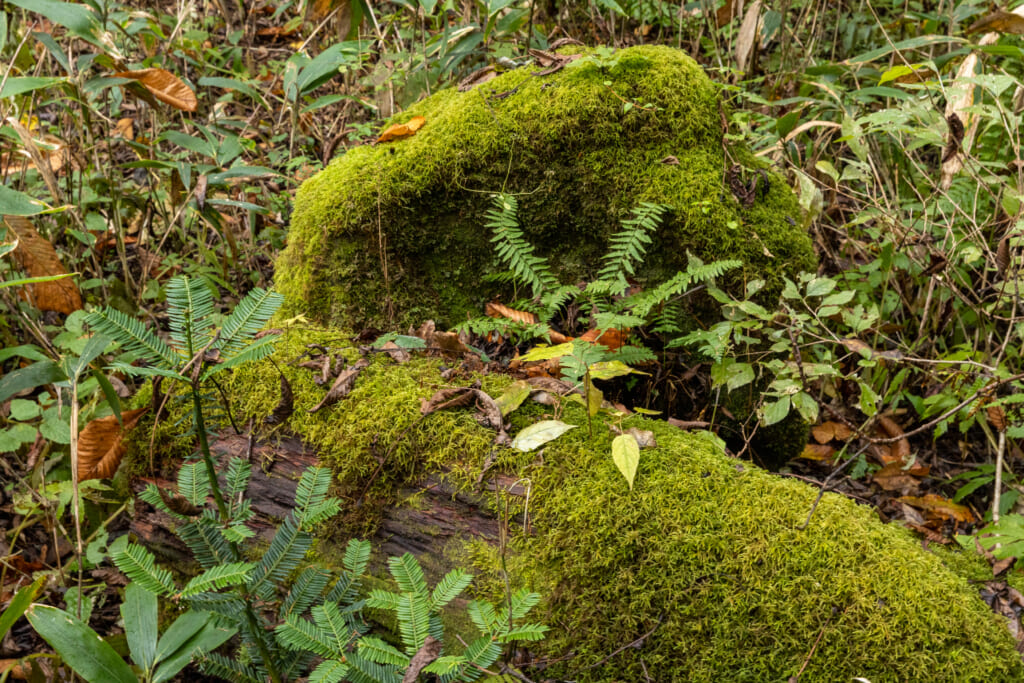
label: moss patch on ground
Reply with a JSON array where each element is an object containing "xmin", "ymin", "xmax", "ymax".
[
  {"xmin": 279, "ymin": 45, "xmax": 816, "ymax": 331},
  {"xmin": 215, "ymin": 326, "xmax": 1023, "ymax": 682}
]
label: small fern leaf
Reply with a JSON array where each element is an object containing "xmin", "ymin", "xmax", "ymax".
[
  {"xmin": 487, "ymin": 193, "xmax": 558, "ymax": 296},
  {"xmin": 366, "ymin": 589, "xmax": 402, "ymax": 611},
  {"xmin": 357, "ymin": 636, "xmax": 410, "ymax": 667},
  {"xmin": 215, "ymin": 287, "xmax": 284, "ymax": 358},
  {"xmin": 395, "ymin": 592, "xmax": 431, "ymax": 655},
  {"xmin": 467, "ymin": 600, "xmax": 499, "ymax": 634},
  {"xmin": 308, "ymin": 659, "xmax": 349, "ymax": 683},
  {"xmin": 344, "ymin": 651, "xmax": 401, "ymax": 683},
  {"xmin": 311, "ymin": 601, "xmax": 361, "ymax": 648},
  {"xmin": 498, "ymin": 624, "xmax": 549, "ymax": 642},
  {"xmin": 597, "ymin": 203, "xmax": 667, "ymax": 296},
  {"xmin": 202, "ymin": 335, "xmax": 279, "ymax": 380},
  {"xmin": 509, "ymin": 589, "xmax": 542, "ymax": 619},
  {"xmin": 388, "ymin": 553, "xmax": 428, "ymax": 598},
  {"xmin": 86, "ymin": 308, "xmax": 180, "ymax": 368},
  {"xmin": 274, "ymin": 615, "xmax": 337, "ymax": 658},
  {"xmin": 178, "ymin": 562, "xmax": 255, "ymax": 598},
  {"xmin": 177, "ymin": 514, "xmax": 234, "ymax": 569},
  {"xmin": 177, "ymin": 461, "xmax": 210, "ymax": 506},
  {"xmin": 279, "ymin": 567, "xmax": 330, "ymax": 621},
  {"xmin": 294, "ymin": 466, "xmax": 332, "ymax": 518},
  {"xmin": 223, "ymin": 457, "xmax": 252, "ymax": 500},
  {"xmin": 429, "ymin": 569, "xmax": 472, "ymax": 611},
  {"xmin": 200, "ymin": 652, "xmax": 262, "ymax": 683},
  {"xmin": 111, "ymin": 543, "xmax": 176, "ymax": 597},
  {"xmin": 166, "ymin": 275, "xmax": 216, "ymax": 353},
  {"xmin": 247, "ymin": 516, "xmax": 312, "ymax": 601}
]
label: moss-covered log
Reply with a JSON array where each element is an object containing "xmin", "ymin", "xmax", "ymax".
[
  {"xmin": 125, "ymin": 326, "xmax": 1024, "ymax": 681},
  {"xmin": 278, "ymin": 45, "xmax": 816, "ymax": 330}
]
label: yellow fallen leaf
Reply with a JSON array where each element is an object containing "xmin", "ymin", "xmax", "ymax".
[{"xmin": 377, "ymin": 116, "xmax": 426, "ymax": 143}]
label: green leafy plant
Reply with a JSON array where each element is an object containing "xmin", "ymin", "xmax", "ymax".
[
  {"xmin": 275, "ymin": 551, "xmax": 547, "ymax": 682},
  {"xmin": 27, "ymin": 582, "xmax": 236, "ymax": 683}
]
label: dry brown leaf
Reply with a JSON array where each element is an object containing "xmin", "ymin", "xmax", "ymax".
[
  {"xmin": 5, "ymin": 215, "xmax": 82, "ymax": 315},
  {"xmin": 308, "ymin": 358, "xmax": 369, "ymax": 413},
  {"xmin": 485, "ymin": 302, "xmax": 538, "ymax": 324},
  {"xmin": 578, "ymin": 327, "xmax": 629, "ymax": 351},
  {"xmin": 899, "ymin": 493, "xmax": 974, "ymax": 524},
  {"xmin": 458, "ymin": 65, "xmax": 498, "ymax": 92},
  {"xmin": 78, "ymin": 407, "xmax": 151, "ymax": 480},
  {"xmin": 996, "ymin": 234, "xmax": 1011, "ymax": 275},
  {"xmin": 811, "ymin": 420, "xmax": 854, "ymax": 444},
  {"xmin": 872, "ymin": 461, "xmax": 928, "ymax": 492},
  {"xmin": 800, "ymin": 443, "xmax": 835, "ymax": 461},
  {"xmin": 403, "ymin": 636, "xmax": 442, "ymax": 683},
  {"xmin": 967, "ymin": 9, "xmax": 1024, "ymax": 35},
  {"xmin": 377, "ymin": 116, "xmax": 426, "ymax": 143},
  {"xmin": 114, "ymin": 68, "xmax": 198, "ymax": 112},
  {"xmin": 987, "ymin": 405, "xmax": 1008, "ymax": 432},
  {"xmin": 735, "ymin": 0, "xmax": 762, "ymax": 73},
  {"xmin": 876, "ymin": 415, "xmax": 911, "ymax": 463},
  {"xmin": 716, "ymin": 0, "xmax": 737, "ymax": 27},
  {"xmin": 114, "ymin": 117, "xmax": 134, "ymax": 140},
  {"xmin": 420, "ymin": 386, "xmax": 508, "ymax": 443}
]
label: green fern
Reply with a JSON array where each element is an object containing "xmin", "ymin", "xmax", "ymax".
[
  {"xmin": 166, "ymin": 275, "xmax": 216, "ymax": 354},
  {"xmin": 279, "ymin": 568, "xmax": 330, "ymax": 621},
  {"xmin": 596, "ymin": 202, "xmax": 667, "ymax": 296},
  {"xmin": 177, "ymin": 461, "xmax": 210, "ymax": 506},
  {"xmin": 179, "ymin": 562, "xmax": 255, "ymax": 598},
  {"xmin": 247, "ymin": 515, "xmax": 313, "ymax": 601},
  {"xmin": 487, "ymin": 193, "xmax": 559, "ymax": 297},
  {"xmin": 111, "ymin": 543, "xmax": 176, "ymax": 597},
  {"xmin": 201, "ymin": 652, "xmax": 262, "ymax": 683}
]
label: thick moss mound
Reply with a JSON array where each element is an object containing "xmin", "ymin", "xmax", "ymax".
[
  {"xmin": 219, "ymin": 326, "xmax": 1022, "ymax": 682},
  {"xmin": 279, "ymin": 45, "xmax": 815, "ymax": 330}
]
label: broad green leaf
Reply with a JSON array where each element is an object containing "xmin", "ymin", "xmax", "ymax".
[
  {"xmin": 791, "ymin": 391, "xmax": 819, "ymax": 423},
  {"xmin": 0, "ymin": 185, "xmax": 49, "ymax": 216},
  {"xmin": 7, "ymin": 0, "xmax": 102, "ymax": 44},
  {"xmin": 0, "ymin": 360, "xmax": 66, "ymax": 404},
  {"xmin": 858, "ymin": 384, "xmax": 880, "ymax": 417},
  {"xmin": 153, "ymin": 611, "xmax": 210, "ymax": 665},
  {"xmin": 846, "ymin": 35, "xmax": 964, "ymax": 64},
  {"xmin": 761, "ymin": 397, "xmax": 791, "ymax": 426},
  {"xmin": 121, "ymin": 584, "xmax": 157, "ymax": 672},
  {"xmin": 494, "ymin": 380, "xmax": 532, "ymax": 416},
  {"xmin": 152, "ymin": 617, "xmax": 235, "ymax": 683},
  {"xmin": 611, "ymin": 434, "xmax": 640, "ymax": 490},
  {"xmin": 586, "ymin": 379, "xmax": 602, "ymax": 417},
  {"xmin": 0, "ymin": 576, "xmax": 45, "ymax": 640},
  {"xmin": 26, "ymin": 605, "xmax": 135, "ymax": 683},
  {"xmin": 821, "ymin": 290, "xmax": 855, "ymax": 307},
  {"xmin": 511, "ymin": 420, "xmax": 576, "ymax": 452},
  {"xmin": 518, "ymin": 342, "xmax": 574, "ymax": 362},
  {"xmin": 0, "ymin": 76, "xmax": 67, "ymax": 98},
  {"xmin": 589, "ymin": 360, "xmax": 646, "ymax": 381},
  {"xmin": 805, "ymin": 277, "xmax": 836, "ymax": 297}
]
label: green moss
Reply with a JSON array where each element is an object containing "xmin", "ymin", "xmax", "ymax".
[
  {"xmin": 210, "ymin": 327, "xmax": 1022, "ymax": 681},
  {"xmin": 279, "ymin": 45, "xmax": 816, "ymax": 330}
]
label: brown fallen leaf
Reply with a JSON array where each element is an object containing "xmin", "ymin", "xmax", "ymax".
[
  {"xmin": 157, "ymin": 486, "xmax": 203, "ymax": 516},
  {"xmin": 876, "ymin": 415, "xmax": 911, "ymax": 464},
  {"xmin": 578, "ymin": 327, "xmax": 629, "ymax": 351},
  {"xmin": 800, "ymin": 443, "xmax": 835, "ymax": 461},
  {"xmin": 485, "ymin": 302, "xmax": 538, "ymax": 324},
  {"xmin": 899, "ymin": 493, "xmax": 974, "ymax": 524},
  {"xmin": 5, "ymin": 215, "xmax": 83, "ymax": 315},
  {"xmin": 811, "ymin": 420, "xmax": 854, "ymax": 444},
  {"xmin": 309, "ymin": 358, "xmax": 369, "ymax": 413},
  {"xmin": 114, "ymin": 68, "xmax": 197, "ymax": 112},
  {"xmin": 967, "ymin": 9, "xmax": 1024, "ymax": 35},
  {"xmin": 265, "ymin": 373, "xmax": 294, "ymax": 425},
  {"xmin": 987, "ymin": 405, "xmax": 1008, "ymax": 432},
  {"xmin": 421, "ymin": 386, "xmax": 508, "ymax": 443},
  {"xmin": 78, "ymin": 407, "xmax": 151, "ymax": 480},
  {"xmin": 872, "ymin": 461, "xmax": 928, "ymax": 493},
  {"xmin": 377, "ymin": 116, "xmax": 426, "ymax": 143},
  {"xmin": 458, "ymin": 65, "xmax": 498, "ymax": 92}
]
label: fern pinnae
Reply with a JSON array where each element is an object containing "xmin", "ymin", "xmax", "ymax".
[
  {"xmin": 112, "ymin": 543, "xmax": 176, "ymax": 597},
  {"xmin": 167, "ymin": 275, "xmax": 216, "ymax": 353},
  {"xmin": 598, "ymin": 203, "xmax": 667, "ymax": 296},
  {"xmin": 85, "ymin": 308, "xmax": 180, "ymax": 368},
  {"xmin": 307, "ymin": 659, "xmax": 350, "ymax": 683},
  {"xmin": 200, "ymin": 652, "xmax": 263, "ymax": 683},
  {"xmin": 214, "ymin": 287, "xmax": 284, "ymax": 357},
  {"xmin": 487, "ymin": 193, "xmax": 558, "ymax": 297},
  {"xmin": 280, "ymin": 567, "xmax": 330, "ymax": 620},
  {"xmin": 179, "ymin": 561, "xmax": 255, "ymax": 598},
  {"xmin": 388, "ymin": 553, "xmax": 429, "ymax": 598},
  {"xmin": 429, "ymin": 569, "xmax": 473, "ymax": 611}
]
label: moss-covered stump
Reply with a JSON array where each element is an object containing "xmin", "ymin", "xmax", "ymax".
[
  {"xmin": 278, "ymin": 45, "xmax": 816, "ymax": 330},
  {"xmin": 156, "ymin": 326, "xmax": 1022, "ymax": 682}
]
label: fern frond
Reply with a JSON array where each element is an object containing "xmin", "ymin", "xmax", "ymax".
[
  {"xmin": 139, "ymin": 484, "xmax": 185, "ymax": 519},
  {"xmin": 429, "ymin": 569, "xmax": 472, "ymax": 611},
  {"xmin": 487, "ymin": 194, "xmax": 558, "ymax": 297},
  {"xmin": 463, "ymin": 636, "xmax": 502, "ymax": 670},
  {"xmin": 215, "ymin": 287, "xmax": 284, "ymax": 358},
  {"xmin": 178, "ymin": 562, "xmax": 255, "ymax": 598},
  {"xmin": 178, "ymin": 513, "xmax": 234, "ymax": 568},
  {"xmin": 111, "ymin": 543, "xmax": 176, "ymax": 596},
  {"xmin": 274, "ymin": 615, "xmax": 337, "ymax": 658},
  {"xmin": 202, "ymin": 335, "xmax": 279, "ymax": 380},
  {"xmin": 294, "ymin": 467, "xmax": 332, "ymax": 519},
  {"xmin": 86, "ymin": 308, "xmax": 180, "ymax": 368},
  {"xmin": 597, "ymin": 203, "xmax": 667, "ymax": 296},
  {"xmin": 311, "ymin": 601, "xmax": 361, "ymax": 648},
  {"xmin": 388, "ymin": 553, "xmax": 428, "ymax": 598},
  {"xmin": 223, "ymin": 457, "xmax": 252, "ymax": 501},
  {"xmin": 423, "ymin": 655, "xmax": 465, "ymax": 676},
  {"xmin": 394, "ymin": 592, "xmax": 431, "ymax": 655},
  {"xmin": 344, "ymin": 650, "xmax": 401, "ymax": 683},
  {"xmin": 177, "ymin": 461, "xmax": 210, "ymax": 506},
  {"xmin": 106, "ymin": 361, "xmax": 185, "ymax": 381},
  {"xmin": 278, "ymin": 649, "xmax": 316, "ymax": 681},
  {"xmin": 200, "ymin": 652, "xmax": 262, "ymax": 683},
  {"xmin": 167, "ymin": 275, "xmax": 216, "ymax": 354},
  {"xmin": 248, "ymin": 515, "xmax": 312, "ymax": 601},
  {"xmin": 357, "ymin": 636, "xmax": 410, "ymax": 667},
  {"xmin": 280, "ymin": 567, "xmax": 330, "ymax": 620},
  {"xmin": 467, "ymin": 600, "xmax": 499, "ymax": 634},
  {"xmin": 497, "ymin": 624, "xmax": 549, "ymax": 642},
  {"xmin": 603, "ymin": 344, "xmax": 657, "ymax": 365},
  {"xmin": 221, "ymin": 523, "xmax": 255, "ymax": 543},
  {"xmin": 343, "ymin": 538, "xmax": 372, "ymax": 577},
  {"xmin": 308, "ymin": 659, "xmax": 349, "ymax": 683},
  {"xmin": 366, "ymin": 589, "xmax": 402, "ymax": 612},
  {"xmin": 508, "ymin": 589, "xmax": 541, "ymax": 620},
  {"xmin": 326, "ymin": 539, "xmax": 370, "ymax": 606},
  {"xmin": 186, "ymin": 591, "xmax": 247, "ymax": 619},
  {"xmin": 301, "ymin": 499, "xmax": 342, "ymax": 529}
]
